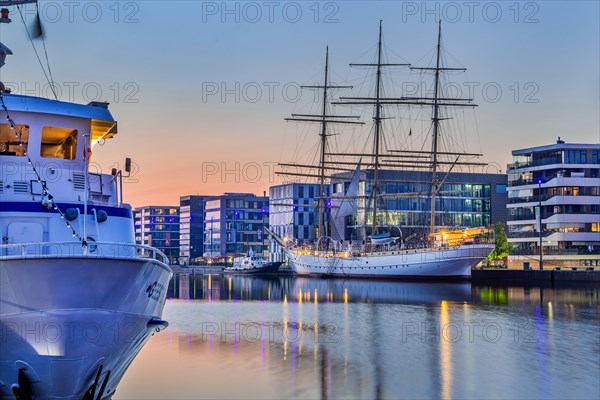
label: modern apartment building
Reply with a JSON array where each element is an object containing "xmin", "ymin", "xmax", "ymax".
[
  {"xmin": 506, "ymin": 138, "xmax": 600, "ymax": 269},
  {"xmin": 133, "ymin": 206, "xmax": 180, "ymax": 264},
  {"xmin": 268, "ymin": 183, "xmax": 330, "ymax": 262},
  {"xmin": 179, "ymin": 195, "xmax": 211, "ymax": 265},
  {"xmin": 203, "ymin": 193, "xmax": 269, "ymax": 258}
]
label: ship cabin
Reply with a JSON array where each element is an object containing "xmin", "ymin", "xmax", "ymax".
[{"xmin": 0, "ymin": 93, "xmax": 137, "ymax": 248}]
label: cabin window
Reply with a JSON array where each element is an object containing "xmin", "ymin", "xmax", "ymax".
[
  {"xmin": 0, "ymin": 123, "xmax": 29, "ymax": 156},
  {"xmin": 40, "ymin": 126, "xmax": 78, "ymax": 160}
]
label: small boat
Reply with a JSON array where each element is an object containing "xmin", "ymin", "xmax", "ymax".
[{"xmin": 224, "ymin": 249, "xmax": 282, "ymax": 275}]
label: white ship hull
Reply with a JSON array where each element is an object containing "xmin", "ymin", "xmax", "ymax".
[
  {"xmin": 286, "ymin": 244, "xmax": 493, "ymax": 279},
  {"xmin": 0, "ymin": 255, "xmax": 172, "ymax": 399}
]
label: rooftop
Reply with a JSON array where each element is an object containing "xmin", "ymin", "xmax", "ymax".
[{"xmin": 512, "ymin": 138, "xmax": 600, "ymax": 156}]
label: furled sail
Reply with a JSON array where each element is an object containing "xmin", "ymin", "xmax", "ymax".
[{"xmin": 330, "ymin": 163, "xmax": 361, "ymax": 240}]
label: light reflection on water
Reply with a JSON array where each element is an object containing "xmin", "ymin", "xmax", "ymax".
[{"xmin": 115, "ymin": 275, "xmax": 600, "ymax": 399}]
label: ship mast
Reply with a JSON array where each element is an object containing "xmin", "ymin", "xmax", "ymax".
[
  {"xmin": 317, "ymin": 47, "xmax": 331, "ymax": 241},
  {"xmin": 335, "ymin": 21, "xmax": 410, "ymax": 235},
  {"xmin": 336, "ymin": 20, "xmax": 481, "ymax": 238},
  {"xmin": 429, "ymin": 20, "xmax": 443, "ymax": 235},
  {"xmin": 280, "ymin": 48, "xmax": 362, "ymax": 242},
  {"xmin": 371, "ymin": 21, "xmax": 384, "ymax": 235}
]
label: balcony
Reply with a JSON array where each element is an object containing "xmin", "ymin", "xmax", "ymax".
[
  {"xmin": 507, "ymin": 161, "xmax": 533, "ymax": 170},
  {"xmin": 508, "ymin": 195, "xmax": 552, "ymax": 204},
  {"xmin": 508, "ymin": 177, "xmax": 534, "ymax": 187},
  {"xmin": 510, "ymin": 248, "xmax": 600, "ymax": 256},
  {"xmin": 507, "ymin": 156, "xmax": 563, "ymax": 171},
  {"xmin": 508, "ymin": 231, "xmax": 541, "ymax": 239}
]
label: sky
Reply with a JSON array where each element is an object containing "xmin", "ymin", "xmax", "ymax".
[{"xmin": 1, "ymin": 1, "xmax": 599, "ymax": 207}]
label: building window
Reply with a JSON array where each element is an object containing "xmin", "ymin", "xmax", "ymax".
[
  {"xmin": 496, "ymin": 184, "xmax": 507, "ymax": 194},
  {"xmin": 565, "ymin": 150, "xmax": 587, "ymax": 164}
]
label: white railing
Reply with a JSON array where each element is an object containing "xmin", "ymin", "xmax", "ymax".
[{"xmin": 0, "ymin": 241, "xmax": 169, "ymax": 266}]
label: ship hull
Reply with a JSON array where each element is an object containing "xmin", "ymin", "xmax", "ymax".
[
  {"xmin": 286, "ymin": 244, "xmax": 493, "ymax": 279},
  {"xmin": 0, "ymin": 257, "xmax": 172, "ymax": 399}
]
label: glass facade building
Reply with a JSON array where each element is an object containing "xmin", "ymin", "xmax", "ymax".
[
  {"xmin": 134, "ymin": 206, "xmax": 180, "ymax": 264},
  {"xmin": 268, "ymin": 183, "xmax": 330, "ymax": 261},
  {"xmin": 330, "ymin": 169, "xmax": 508, "ymax": 241},
  {"xmin": 507, "ymin": 139, "xmax": 600, "ymax": 268},
  {"xmin": 203, "ymin": 193, "xmax": 269, "ymax": 257},
  {"xmin": 179, "ymin": 195, "xmax": 210, "ymax": 265}
]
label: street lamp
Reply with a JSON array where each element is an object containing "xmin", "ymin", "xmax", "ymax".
[{"xmin": 538, "ymin": 179, "xmax": 543, "ymax": 270}]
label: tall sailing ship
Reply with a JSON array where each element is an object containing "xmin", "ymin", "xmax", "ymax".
[
  {"xmin": 0, "ymin": 2, "xmax": 172, "ymax": 398},
  {"xmin": 271, "ymin": 21, "xmax": 495, "ymax": 278}
]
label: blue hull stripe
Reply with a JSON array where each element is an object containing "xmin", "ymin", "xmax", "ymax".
[{"xmin": 0, "ymin": 201, "xmax": 132, "ymax": 218}]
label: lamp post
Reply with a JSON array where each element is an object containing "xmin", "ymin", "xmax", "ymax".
[{"xmin": 538, "ymin": 179, "xmax": 543, "ymax": 270}]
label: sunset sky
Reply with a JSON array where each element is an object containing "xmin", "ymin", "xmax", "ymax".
[{"xmin": 1, "ymin": 1, "xmax": 598, "ymax": 207}]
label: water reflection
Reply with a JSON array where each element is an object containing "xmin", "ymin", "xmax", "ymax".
[
  {"xmin": 169, "ymin": 274, "xmax": 474, "ymax": 305},
  {"xmin": 115, "ymin": 275, "xmax": 600, "ymax": 399}
]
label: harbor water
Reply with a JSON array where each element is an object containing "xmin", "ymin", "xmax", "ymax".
[{"xmin": 115, "ymin": 274, "xmax": 599, "ymax": 399}]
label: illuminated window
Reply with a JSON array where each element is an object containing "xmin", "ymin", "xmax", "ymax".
[
  {"xmin": 40, "ymin": 126, "xmax": 77, "ymax": 160},
  {"xmin": 592, "ymin": 223, "xmax": 599, "ymax": 233},
  {"xmin": 0, "ymin": 123, "xmax": 29, "ymax": 156}
]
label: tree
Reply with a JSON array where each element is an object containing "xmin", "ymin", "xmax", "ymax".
[{"xmin": 486, "ymin": 223, "xmax": 513, "ymax": 267}]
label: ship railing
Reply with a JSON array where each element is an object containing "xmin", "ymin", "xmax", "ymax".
[
  {"xmin": 0, "ymin": 241, "xmax": 169, "ymax": 265},
  {"xmin": 290, "ymin": 238, "xmax": 495, "ymax": 257}
]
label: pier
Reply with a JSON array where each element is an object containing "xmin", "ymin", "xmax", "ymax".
[{"xmin": 472, "ymin": 269, "xmax": 600, "ymax": 284}]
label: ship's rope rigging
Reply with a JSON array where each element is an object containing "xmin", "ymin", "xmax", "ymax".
[
  {"xmin": 0, "ymin": 93, "xmax": 87, "ymax": 246},
  {"xmin": 13, "ymin": 2, "xmax": 58, "ymax": 99}
]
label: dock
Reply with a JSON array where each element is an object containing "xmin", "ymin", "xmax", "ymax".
[{"xmin": 472, "ymin": 269, "xmax": 600, "ymax": 284}]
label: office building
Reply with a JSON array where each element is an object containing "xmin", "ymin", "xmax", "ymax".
[
  {"xmin": 330, "ymin": 169, "xmax": 508, "ymax": 241},
  {"xmin": 268, "ymin": 183, "xmax": 330, "ymax": 261},
  {"xmin": 179, "ymin": 195, "xmax": 211, "ymax": 265},
  {"xmin": 203, "ymin": 193, "xmax": 269, "ymax": 257},
  {"xmin": 507, "ymin": 138, "xmax": 600, "ymax": 269},
  {"xmin": 134, "ymin": 206, "xmax": 180, "ymax": 264}
]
